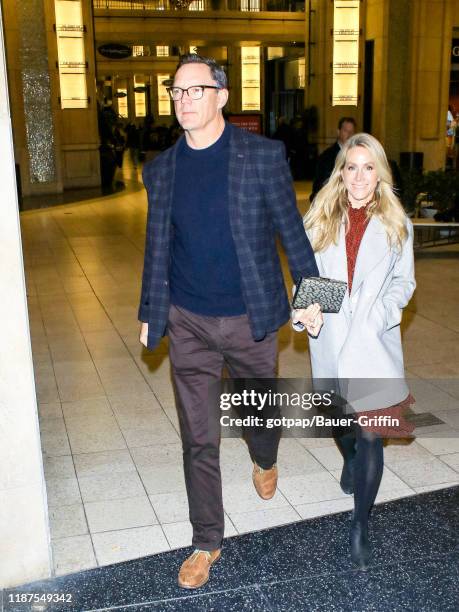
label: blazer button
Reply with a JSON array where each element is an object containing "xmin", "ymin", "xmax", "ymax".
[{"xmin": 164, "ymin": 281, "xmax": 168, "ymax": 286}]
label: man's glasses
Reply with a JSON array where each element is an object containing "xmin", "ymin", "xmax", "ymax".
[{"xmin": 166, "ymin": 85, "xmax": 221, "ymax": 101}]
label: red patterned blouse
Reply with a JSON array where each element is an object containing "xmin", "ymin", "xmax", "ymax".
[{"xmin": 345, "ymin": 203, "xmax": 370, "ymax": 294}]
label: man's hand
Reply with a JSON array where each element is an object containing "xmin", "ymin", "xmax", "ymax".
[
  {"xmin": 292, "ymin": 303, "xmax": 323, "ymax": 337},
  {"xmin": 140, "ymin": 322, "xmax": 148, "ymax": 347}
]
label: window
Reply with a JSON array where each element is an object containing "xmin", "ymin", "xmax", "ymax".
[
  {"xmin": 134, "ymin": 75, "xmax": 146, "ymax": 117},
  {"xmin": 156, "ymin": 45, "xmax": 169, "ymax": 57},
  {"xmin": 117, "ymin": 88, "xmax": 128, "ymax": 118},
  {"xmin": 157, "ymin": 74, "xmax": 171, "ymax": 115}
]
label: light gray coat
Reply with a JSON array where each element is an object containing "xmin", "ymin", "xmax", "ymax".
[{"xmin": 297, "ymin": 216, "xmax": 416, "ymax": 411}]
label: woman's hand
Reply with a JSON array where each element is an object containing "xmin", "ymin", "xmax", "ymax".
[{"xmin": 293, "ymin": 303, "xmax": 323, "ymax": 336}]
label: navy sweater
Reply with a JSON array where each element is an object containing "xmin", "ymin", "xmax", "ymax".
[{"xmin": 169, "ymin": 123, "xmax": 246, "ymax": 316}]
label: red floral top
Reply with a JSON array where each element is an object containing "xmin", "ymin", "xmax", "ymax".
[{"xmin": 345, "ymin": 204, "xmax": 370, "ymax": 293}]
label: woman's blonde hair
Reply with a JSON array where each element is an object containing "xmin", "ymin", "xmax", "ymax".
[{"xmin": 304, "ymin": 132, "xmax": 408, "ymax": 252}]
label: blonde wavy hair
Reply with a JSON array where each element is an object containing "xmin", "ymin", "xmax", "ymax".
[{"xmin": 305, "ymin": 133, "xmax": 408, "ymax": 252}]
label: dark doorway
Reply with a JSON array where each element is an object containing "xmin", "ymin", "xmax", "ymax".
[{"xmin": 363, "ymin": 40, "xmax": 374, "ymax": 134}]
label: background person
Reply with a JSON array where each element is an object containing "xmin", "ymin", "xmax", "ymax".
[
  {"xmin": 310, "ymin": 117, "xmax": 356, "ymax": 202},
  {"xmin": 138, "ymin": 53, "xmax": 319, "ymax": 589},
  {"xmin": 293, "ymin": 132, "xmax": 416, "ymax": 570}
]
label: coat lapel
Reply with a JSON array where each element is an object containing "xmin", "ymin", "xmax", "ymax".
[
  {"xmin": 317, "ymin": 223, "xmax": 348, "ymax": 284},
  {"xmin": 228, "ymin": 125, "xmax": 247, "ymax": 218},
  {"xmin": 350, "ymin": 215, "xmax": 389, "ymax": 296}
]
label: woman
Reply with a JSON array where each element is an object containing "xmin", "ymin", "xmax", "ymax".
[{"xmin": 293, "ymin": 133, "xmax": 416, "ymax": 569}]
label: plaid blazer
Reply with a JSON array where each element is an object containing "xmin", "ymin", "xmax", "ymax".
[{"xmin": 138, "ymin": 122, "xmax": 318, "ymax": 350}]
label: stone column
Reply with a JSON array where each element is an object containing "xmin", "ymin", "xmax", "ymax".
[
  {"xmin": 3, "ymin": 0, "xmax": 100, "ymax": 196},
  {"xmin": 3, "ymin": 0, "xmax": 62, "ymax": 196},
  {"xmin": 46, "ymin": 0, "xmax": 100, "ymax": 188},
  {"xmin": 405, "ymin": 0, "xmax": 453, "ymax": 169},
  {"xmin": 0, "ymin": 2, "xmax": 52, "ymax": 588}
]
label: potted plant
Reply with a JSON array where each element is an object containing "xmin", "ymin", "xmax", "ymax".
[
  {"xmin": 399, "ymin": 168, "xmax": 425, "ymax": 217},
  {"xmin": 421, "ymin": 170, "xmax": 457, "ymax": 218}
]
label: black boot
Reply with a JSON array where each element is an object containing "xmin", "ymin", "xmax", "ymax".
[
  {"xmin": 340, "ymin": 458, "xmax": 354, "ymax": 495},
  {"xmin": 350, "ymin": 519, "xmax": 370, "ymax": 570},
  {"xmin": 332, "ymin": 427, "xmax": 356, "ymax": 495}
]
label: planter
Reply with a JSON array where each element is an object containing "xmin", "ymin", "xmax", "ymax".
[{"xmin": 420, "ymin": 207, "xmax": 438, "ymax": 219}]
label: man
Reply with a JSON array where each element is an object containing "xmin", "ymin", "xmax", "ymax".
[
  {"xmin": 138, "ymin": 54, "xmax": 318, "ymax": 589},
  {"xmin": 310, "ymin": 116, "xmax": 356, "ymax": 201}
]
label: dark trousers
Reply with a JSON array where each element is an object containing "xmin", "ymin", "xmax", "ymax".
[{"xmin": 168, "ymin": 304, "xmax": 279, "ymax": 551}]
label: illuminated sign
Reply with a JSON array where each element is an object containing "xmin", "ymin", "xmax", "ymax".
[{"xmin": 332, "ymin": 0, "xmax": 360, "ymax": 106}]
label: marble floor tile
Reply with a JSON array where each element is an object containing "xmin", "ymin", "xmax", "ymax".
[
  {"xmin": 61, "ymin": 397, "xmax": 114, "ymax": 420},
  {"xmin": 308, "ymin": 444, "xmax": 344, "ymax": 471},
  {"xmin": 40, "ymin": 418, "xmax": 71, "ymax": 457},
  {"xmin": 38, "ymin": 401, "xmax": 63, "ymax": 419},
  {"xmin": 330, "ymin": 465, "xmax": 414, "ymax": 498},
  {"xmin": 118, "ymin": 414, "xmax": 180, "ymax": 448},
  {"xmin": 222, "ymin": 480, "xmax": 290, "ymax": 514},
  {"xmin": 295, "ymin": 497, "xmax": 354, "ymax": 520},
  {"xmin": 43, "ymin": 455, "xmax": 75, "ymax": 480},
  {"xmin": 53, "ymin": 361, "xmax": 106, "ymax": 402},
  {"xmin": 149, "ymin": 491, "xmax": 190, "ymax": 524},
  {"xmin": 47, "ymin": 338, "xmax": 91, "ymax": 363},
  {"xmin": 92, "ymin": 526, "xmax": 170, "ymax": 566},
  {"xmin": 295, "ymin": 437, "xmax": 336, "ymax": 450},
  {"xmin": 73, "ymin": 449, "xmax": 136, "ymax": 478},
  {"xmin": 278, "ymin": 470, "xmax": 347, "ymax": 506},
  {"xmin": 137, "ymin": 464, "xmax": 187, "ymax": 496},
  {"xmin": 130, "ymin": 443, "xmax": 183, "ymax": 469},
  {"xmin": 45, "ymin": 476, "xmax": 82, "ymax": 508},
  {"xmin": 65, "ymin": 415, "xmax": 127, "ymax": 454},
  {"xmin": 108, "ymin": 392, "xmax": 164, "ymax": 416},
  {"xmin": 432, "ymin": 409, "xmax": 459, "ymax": 427},
  {"xmin": 413, "ymin": 481, "xmax": 459, "ymax": 494},
  {"xmin": 228, "ymin": 506, "xmax": 302, "ymax": 534},
  {"xmin": 415, "ymin": 435, "xmax": 459, "ymax": 456},
  {"xmin": 77, "ymin": 471, "xmax": 145, "ymax": 503},
  {"xmin": 274, "ymin": 439, "xmax": 325, "ymax": 476},
  {"xmin": 383, "ymin": 440, "xmax": 434, "ymax": 466},
  {"xmin": 34, "ymin": 361, "xmax": 60, "ymax": 404},
  {"xmin": 49, "ymin": 503, "xmax": 88, "ymax": 540},
  {"xmin": 85, "ymin": 496, "xmax": 157, "ymax": 533},
  {"xmin": 52, "ymin": 535, "xmax": 96, "ymax": 577},
  {"xmin": 439, "ymin": 452, "xmax": 459, "ymax": 471},
  {"xmin": 388, "ymin": 456, "xmax": 459, "ymax": 489}
]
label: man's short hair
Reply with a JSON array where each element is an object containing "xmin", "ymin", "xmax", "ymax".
[
  {"xmin": 338, "ymin": 117, "xmax": 356, "ymax": 130},
  {"xmin": 176, "ymin": 53, "xmax": 228, "ymax": 90}
]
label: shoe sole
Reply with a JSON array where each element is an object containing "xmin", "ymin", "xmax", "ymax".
[{"xmin": 177, "ymin": 551, "xmax": 221, "ymax": 589}]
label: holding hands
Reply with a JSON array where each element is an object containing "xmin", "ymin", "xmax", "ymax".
[{"xmin": 293, "ymin": 303, "xmax": 323, "ymax": 336}]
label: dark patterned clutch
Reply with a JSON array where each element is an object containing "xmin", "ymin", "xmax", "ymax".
[{"xmin": 292, "ymin": 277, "xmax": 347, "ymax": 313}]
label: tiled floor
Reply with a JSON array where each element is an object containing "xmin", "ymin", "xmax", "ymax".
[{"xmin": 20, "ymin": 164, "xmax": 459, "ymax": 577}]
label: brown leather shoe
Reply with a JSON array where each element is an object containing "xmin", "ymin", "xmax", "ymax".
[
  {"xmin": 252, "ymin": 462, "xmax": 278, "ymax": 499},
  {"xmin": 177, "ymin": 549, "xmax": 221, "ymax": 589}
]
